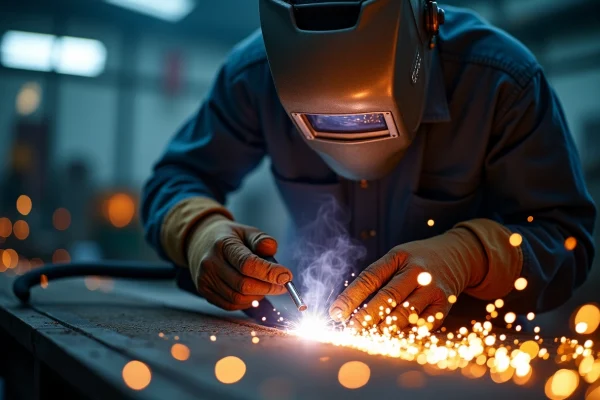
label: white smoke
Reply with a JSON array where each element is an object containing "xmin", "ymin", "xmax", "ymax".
[{"xmin": 292, "ymin": 196, "xmax": 366, "ymax": 315}]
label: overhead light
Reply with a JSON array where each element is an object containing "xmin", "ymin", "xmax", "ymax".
[
  {"xmin": 0, "ymin": 30, "xmax": 107, "ymax": 77},
  {"xmin": 1, "ymin": 30, "xmax": 54, "ymax": 72},
  {"xmin": 53, "ymin": 36, "xmax": 107, "ymax": 77},
  {"xmin": 104, "ymin": 0, "xmax": 195, "ymax": 22}
]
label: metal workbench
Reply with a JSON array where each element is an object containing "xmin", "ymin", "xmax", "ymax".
[{"xmin": 0, "ymin": 273, "xmax": 587, "ymax": 400}]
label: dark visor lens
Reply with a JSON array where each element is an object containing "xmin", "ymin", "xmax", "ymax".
[{"xmin": 305, "ymin": 113, "xmax": 387, "ymax": 133}]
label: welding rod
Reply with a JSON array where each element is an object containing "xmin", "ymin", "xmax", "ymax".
[{"xmin": 265, "ymin": 256, "xmax": 307, "ymax": 312}]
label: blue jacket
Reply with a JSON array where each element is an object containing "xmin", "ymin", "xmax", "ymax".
[{"xmin": 141, "ymin": 6, "xmax": 596, "ymax": 315}]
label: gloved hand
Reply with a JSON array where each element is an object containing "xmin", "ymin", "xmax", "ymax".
[
  {"xmin": 328, "ymin": 219, "xmax": 522, "ymax": 331},
  {"xmin": 161, "ymin": 197, "xmax": 293, "ymax": 311},
  {"xmin": 185, "ymin": 214, "xmax": 292, "ymax": 311}
]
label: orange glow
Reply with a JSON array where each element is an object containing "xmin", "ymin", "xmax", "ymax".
[
  {"xmin": 3, "ymin": 249, "xmax": 18, "ymax": 269},
  {"xmin": 520, "ymin": 341, "xmax": 540, "ymax": 359},
  {"xmin": 53, "ymin": 208, "xmax": 71, "ymax": 231},
  {"xmin": 338, "ymin": 361, "xmax": 370, "ymax": 389},
  {"xmin": 0, "ymin": 251, "xmax": 5, "ymax": 273},
  {"xmin": 509, "ymin": 233, "xmax": 523, "ymax": 247},
  {"xmin": 564, "ymin": 237, "xmax": 577, "ymax": 251},
  {"xmin": 16, "ymin": 195, "xmax": 32, "ymax": 215},
  {"xmin": 495, "ymin": 299, "xmax": 504, "ymax": 308},
  {"xmin": 427, "ymin": 219, "xmax": 435, "ymax": 227},
  {"xmin": 504, "ymin": 312, "xmax": 516, "ymax": 324},
  {"xmin": 514, "ymin": 277, "xmax": 528, "ymax": 291},
  {"xmin": 170, "ymin": 344, "xmax": 190, "ymax": 361},
  {"xmin": 491, "ymin": 367, "xmax": 515, "ymax": 384},
  {"xmin": 448, "ymin": 295, "xmax": 457, "ymax": 304},
  {"xmin": 580, "ymin": 356, "xmax": 595, "ymax": 376},
  {"xmin": 40, "ymin": 274, "xmax": 48, "ymax": 289},
  {"xmin": 585, "ymin": 360, "xmax": 600, "ymax": 384},
  {"xmin": 548, "ymin": 369, "xmax": 579, "ymax": 399},
  {"xmin": 513, "ymin": 367, "xmax": 533, "ymax": 386},
  {"xmin": 417, "ymin": 272, "xmax": 432, "ymax": 286},
  {"xmin": 107, "ymin": 193, "xmax": 136, "ymax": 228},
  {"xmin": 587, "ymin": 383, "xmax": 600, "ymax": 400},
  {"xmin": 13, "ymin": 220, "xmax": 29, "ymax": 240},
  {"xmin": 0, "ymin": 218, "xmax": 12, "ymax": 238},
  {"xmin": 527, "ymin": 216, "xmax": 534, "ymax": 223},
  {"xmin": 215, "ymin": 356, "xmax": 246, "ymax": 384},
  {"xmin": 52, "ymin": 249, "xmax": 71, "ymax": 264},
  {"xmin": 397, "ymin": 370, "xmax": 426, "ymax": 388},
  {"xmin": 574, "ymin": 304, "xmax": 600, "ymax": 335},
  {"xmin": 122, "ymin": 360, "xmax": 151, "ymax": 390}
]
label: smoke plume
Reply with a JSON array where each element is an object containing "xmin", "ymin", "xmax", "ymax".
[{"xmin": 292, "ymin": 196, "xmax": 366, "ymax": 315}]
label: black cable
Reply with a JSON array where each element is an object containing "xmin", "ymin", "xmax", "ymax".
[
  {"xmin": 12, "ymin": 261, "xmax": 177, "ymax": 302},
  {"xmin": 12, "ymin": 261, "xmax": 288, "ymax": 328}
]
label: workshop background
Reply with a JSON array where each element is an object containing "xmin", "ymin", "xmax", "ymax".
[{"xmin": 0, "ymin": 0, "xmax": 599, "ymax": 343}]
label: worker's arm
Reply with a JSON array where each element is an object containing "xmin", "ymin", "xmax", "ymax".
[
  {"xmin": 330, "ymin": 69, "xmax": 596, "ymax": 326},
  {"xmin": 476, "ymin": 69, "xmax": 596, "ymax": 313},
  {"xmin": 141, "ymin": 44, "xmax": 292, "ymax": 310}
]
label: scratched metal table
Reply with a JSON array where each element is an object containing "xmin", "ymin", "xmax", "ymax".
[{"xmin": 0, "ymin": 273, "xmax": 590, "ymax": 400}]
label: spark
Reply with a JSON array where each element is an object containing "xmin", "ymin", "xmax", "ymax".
[{"xmin": 509, "ymin": 233, "xmax": 523, "ymax": 247}]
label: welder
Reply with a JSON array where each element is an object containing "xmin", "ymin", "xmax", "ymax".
[{"xmin": 140, "ymin": 0, "xmax": 596, "ymax": 329}]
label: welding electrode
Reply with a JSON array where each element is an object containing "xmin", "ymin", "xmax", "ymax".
[{"xmin": 265, "ymin": 256, "xmax": 307, "ymax": 312}]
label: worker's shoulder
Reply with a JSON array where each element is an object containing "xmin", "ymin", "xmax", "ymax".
[
  {"xmin": 439, "ymin": 6, "xmax": 541, "ymax": 88},
  {"xmin": 224, "ymin": 29, "xmax": 269, "ymax": 79}
]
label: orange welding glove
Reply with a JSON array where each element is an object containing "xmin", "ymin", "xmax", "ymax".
[
  {"xmin": 161, "ymin": 197, "xmax": 292, "ymax": 311},
  {"xmin": 328, "ymin": 219, "xmax": 523, "ymax": 330}
]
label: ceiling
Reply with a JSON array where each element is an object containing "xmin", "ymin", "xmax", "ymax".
[
  {"xmin": 0, "ymin": 0, "xmax": 262, "ymax": 46},
  {"xmin": 1, "ymin": 0, "xmax": 599, "ymax": 50}
]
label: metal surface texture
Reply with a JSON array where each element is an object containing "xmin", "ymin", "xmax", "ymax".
[{"xmin": 0, "ymin": 274, "xmax": 586, "ymax": 399}]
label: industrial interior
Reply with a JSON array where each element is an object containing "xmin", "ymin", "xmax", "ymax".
[{"xmin": 0, "ymin": 0, "xmax": 599, "ymax": 399}]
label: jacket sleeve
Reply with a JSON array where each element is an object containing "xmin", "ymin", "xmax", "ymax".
[
  {"xmin": 484, "ymin": 69, "xmax": 596, "ymax": 313},
  {"xmin": 140, "ymin": 52, "xmax": 266, "ymax": 261}
]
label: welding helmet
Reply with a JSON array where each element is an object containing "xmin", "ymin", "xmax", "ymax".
[{"xmin": 259, "ymin": 0, "xmax": 445, "ymax": 180}]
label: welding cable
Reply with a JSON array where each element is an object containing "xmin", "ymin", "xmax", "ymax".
[{"xmin": 12, "ymin": 261, "xmax": 288, "ymax": 328}]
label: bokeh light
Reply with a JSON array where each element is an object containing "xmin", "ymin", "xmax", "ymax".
[
  {"xmin": 427, "ymin": 219, "xmax": 435, "ymax": 227},
  {"xmin": 122, "ymin": 360, "xmax": 151, "ymax": 390},
  {"xmin": 338, "ymin": 361, "xmax": 370, "ymax": 389},
  {"xmin": 170, "ymin": 344, "xmax": 190, "ymax": 361},
  {"xmin": 520, "ymin": 341, "xmax": 540, "ymax": 359},
  {"xmin": 514, "ymin": 277, "xmax": 528, "ymax": 291},
  {"xmin": 16, "ymin": 82, "xmax": 41, "ymax": 116},
  {"xmin": 527, "ymin": 216, "xmax": 534, "ymax": 223},
  {"xmin": 417, "ymin": 272, "xmax": 432, "ymax": 286},
  {"xmin": 2, "ymin": 249, "xmax": 18, "ymax": 269},
  {"xmin": 0, "ymin": 218, "xmax": 12, "ymax": 238},
  {"xmin": 587, "ymin": 383, "xmax": 600, "ymax": 400},
  {"xmin": 564, "ymin": 237, "xmax": 577, "ymax": 251},
  {"xmin": 397, "ymin": 370, "xmax": 426, "ymax": 388},
  {"xmin": 505, "ymin": 312, "xmax": 516, "ymax": 324},
  {"xmin": 215, "ymin": 356, "xmax": 246, "ymax": 384},
  {"xmin": 573, "ymin": 304, "xmax": 600, "ymax": 335},
  {"xmin": 546, "ymin": 369, "xmax": 579, "ymax": 399},
  {"xmin": 509, "ymin": 233, "xmax": 523, "ymax": 247},
  {"xmin": 106, "ymin": 193, "xmax": 136, "ymax": 228},
  {"xmin": 40, "ymin": 274, "xmax": 48, "ymax": 289},
  {"xmin": 252, "ymin": 300, "xmax": 259, "ymax": 308},
  {"xmin": 53, "ymin": 208, "xmax": 71, "ymax": 231},
  {"xmin": 13, "ymin": 220, "xmax": 29, "ymax": 240},
  {"xmin": 52, "ymin": 249, "xmax": 71, "ymax": 264},
  {"xmin": 448, "ymin": 295, "xmax": 457, "ymax": 304},
  {"xmin": 585, "ymin": 360, "xmax": 600, "ymax": 384},
  {"xmin": 16, "ymin": 195, "xmax": 32, "ymax": 215}
]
